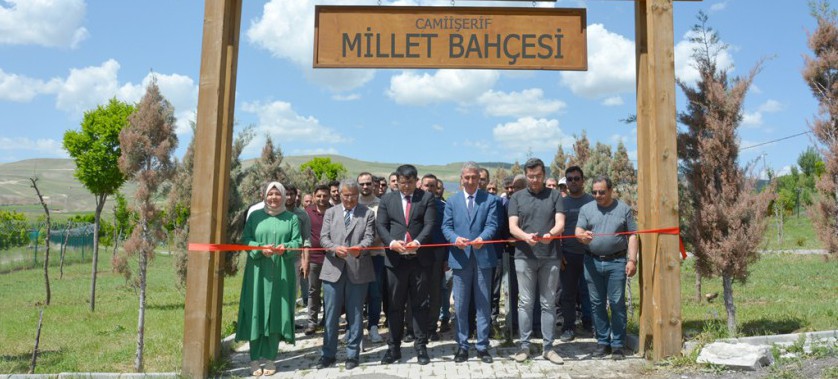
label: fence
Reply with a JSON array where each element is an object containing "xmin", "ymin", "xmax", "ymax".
[{"xmin": 0, "ymin": 222, "xmax": 95, "ymax": 272}]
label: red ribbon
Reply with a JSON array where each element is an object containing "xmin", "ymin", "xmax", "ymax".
[{"xmin": 188, "ymin": 226, "xmax": 687, "ymax": 259}]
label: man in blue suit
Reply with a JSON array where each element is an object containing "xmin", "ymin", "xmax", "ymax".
[{"xmin": 442, "ymin": 162, "xmax": 498, "ymax": 364}]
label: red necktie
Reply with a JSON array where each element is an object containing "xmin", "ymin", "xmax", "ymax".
[{"xmin": 404, "ymin": 195, "xmax": 412, "ymax": 243}]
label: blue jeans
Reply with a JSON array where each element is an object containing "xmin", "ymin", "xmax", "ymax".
[
  {"xmin": 452, "ymin": 258, "xmax": 494, "ymax": 351},
  {"xmin": 515, "ymin": 258, "xmax": 561, "ymax": 351},
  {"xmin": 583, "ymin": 255, "xmax": 627, "ymax": 348},
  {"xmin": 322, "ymin": 273, "xmax": 369, "ymax": 360},
  {"xmin": 366, "ymin": 255, "xmax": 385, "ymax": 330}
]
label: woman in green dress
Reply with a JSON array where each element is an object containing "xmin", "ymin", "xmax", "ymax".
[{"xmin": 236, "ymin": 181, "xmax": 302, "ymax": 376}]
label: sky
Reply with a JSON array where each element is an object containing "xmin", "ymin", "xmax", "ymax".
[{"xmin": 0, "ymin": 0, "xmax": 824, "ymax": 177}]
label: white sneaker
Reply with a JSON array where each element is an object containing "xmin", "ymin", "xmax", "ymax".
[{"xmin": 369, "ymin": 325, "xmax": 383, "ymax": 343}]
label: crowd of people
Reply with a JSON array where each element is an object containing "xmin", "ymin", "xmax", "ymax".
[{"xmin": 234, "ymin": 158, "xmax": 639, "ymax": 376}]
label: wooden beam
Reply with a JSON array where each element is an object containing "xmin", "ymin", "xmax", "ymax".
[
  {"xmin": 635, "ymin": 0, "xmax": 682, "ymax": 360},
  {"xmin": 634, "ymin": 0, "xmax": 655, "ymax": 357},
  {"xmin": 182, "ymin": 1, "xmax": 242, "ymax": 377}
]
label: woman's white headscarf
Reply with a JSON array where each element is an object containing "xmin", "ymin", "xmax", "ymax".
[{"xmin": 263, "ymin": 181, "xmax": 287, "ymax": 216}]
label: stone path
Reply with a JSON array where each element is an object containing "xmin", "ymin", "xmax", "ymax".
[{"xmin": 225, "ymin": 310, "xmax": 650, "ymax": 379}]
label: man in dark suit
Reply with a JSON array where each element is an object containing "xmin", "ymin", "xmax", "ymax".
[
  {"xmin": 376, "ymin": 164, "xmax": 437, "ymax": 365},
  {"xmin": 316, "ymin": 180, "xmax": 376, "ymax": 370},
  {"xmin": 443, "ymin": 162, "xmax": 498, "ymax": 364}
]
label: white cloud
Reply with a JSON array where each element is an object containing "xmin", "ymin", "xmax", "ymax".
[
  {"xmin": 492, "ymin": 117, "xmax": 574, "ymax": 155},
  {"xmin": 559, "ymin": 24, "xmax": 635, "ymax": 98},
  {"xmin": 246, "ymin": 0, "xmax": 374, "ymax": 92},
  {"xmin": 332, "ymin": 93, "xmax": 360, "ymax": 101},
  {"xmin": 0, "ymin": 137, "xmax": 66, "ymax": 157},
  {"xmin": 431, "ymin": 124, "xmax": 444, "ymax": 132},
  {"xmin": 610, "ymin": 134, "xmax": 628, "ymax": 145},
  {"xmin": 0, "ymin": 68, "xmax": 60, "ymax": 102},
  {"xmin": 117, "ymin": 73, "xmax": 199, "ymax": 135},
  {"xmin": 477, "ymin": 88, "xmax": 565, "ymax": 118},
  {"xmin": 0, "ymin": 0, "xmax": 88, "ymax": 48},
  {"xmin": 55, "ymin": 59, "xmax": 122, "ymax": 114},
  {"xmin": 387, "ymin": 69, "xmax": 499, "ymax": 106},
  {"xmin": 710, "ymin": 1, "xmax": 728, "ymax": 11},
  {"xmin": 674, "ymin": 30, "xmax": 735, "ymax": 85},
  {"xmin": 742, "ymin": 112, "xmax": 763, "ymax": 127},
  {"xmin": 291, "ymin": 147, "xmax": 339, "ymax": 155},
  {"xmin": 242, "ymin": 101, "xmax": 351, "ymax": 157},
  {"xmin": 758, "ymin": 99, "xmax": 783, "ymax": 113},
  {"xmin": 602, "ymin": 96, "xmax": 624, "ymax": 107}
]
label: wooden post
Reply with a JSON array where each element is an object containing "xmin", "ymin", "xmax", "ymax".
[
  {"xmin": 182, "ymin": 1, "xmax": 242, "ymax": 378},
  {"xmin": 635, "ymin": 0, "xmax": 682, "ymax": 360}
]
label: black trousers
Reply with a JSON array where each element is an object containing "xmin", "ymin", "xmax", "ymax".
[
  {"xmin": 386, "ymin": 260, "xmax": 431, "ymax": 350},
  {"xmin": 560, "ymin": 252, "xmax": 586, "ymax": 330},
  {"xmin": 405, "ymin": 254, "xmax": 444, "ymax": 335}
]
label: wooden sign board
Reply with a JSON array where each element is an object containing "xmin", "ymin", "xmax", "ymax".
[{"xmin": 314, "ymin": 6, "xmax": 586, "ymax": 71}]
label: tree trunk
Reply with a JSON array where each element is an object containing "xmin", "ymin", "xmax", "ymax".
[
  {"xmin": 695, "ymin": 269, "xmax": 702, "ymax": 302},
  {"xmin": 60, "ymin": 222, "xmax": 71, "ymax": 279},
  {"xmin": 722, "ymin": 274, "xmax": 737, "ymax": 337},
  {"xmin": 135, "ymin": 229, "xmax": 148, "ymax": 372},
  {"xmin": 30, "ymin": 178, "xmax": 51, "ymax": 305},
  {"xmin": 90, "ymin": 194, "xmax": 107, "ymax": 312},
  {"xmin": 29, "ymin": 309, "xmax": 44, "ymax": 374}
]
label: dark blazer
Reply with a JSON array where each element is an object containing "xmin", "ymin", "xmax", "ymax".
[
  {"xmin": 319, "ymin": 204, "xmax": 376, "ymax": 284},
  {"xmin": 441, "ymin": 189, "xmax": 499, "ymax": 270},
  {"xmin": 375, "ymin": 188, "xmax": 437, "ymax": 267}
]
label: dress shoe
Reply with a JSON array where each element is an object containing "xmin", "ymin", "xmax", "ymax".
[
  {"xmin": 611, "ymin": 348, "xmax": 625, "ymax": 360},
  {"xmin": 416, "ymin": 346, "xmax": 431, "ymax": 365},
  {"xmin": 345, "ymin": 358, "xmax": 359, "ymax": 370},
  {"xmin": 381, "ymin": 349, "xmax": 401, "ymax": 364},
  {"xmin": 453, "ymin": 347, "xmax": 469, "ymax": 363},
  {"xmin": 477, "ymin": 350, "xmax": 493, "ymax": 364},
  {"xmin": 591, "ymin": 344, "xmax": 612, "ymax": 358},
  {"xmin": 304, "ymin": 324, "xmax": 317, "ymax": 336},
  {"xmin": 315, "ymin": 356, "xmax": 335, "ymax": 369}
]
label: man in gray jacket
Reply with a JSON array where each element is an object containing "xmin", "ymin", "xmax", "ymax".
[{"xmin": 315, "ymin": 179, "xmax": 376, "ymax": 371}]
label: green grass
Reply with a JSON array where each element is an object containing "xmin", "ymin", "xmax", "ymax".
[
  {"xmin": 760, "ymin": 213, "xmax": 825, "ymax": 250},
  {"xmin": 627, "ymin": 253, "xmax": 838, "ymax": 343},
  {"xmin": 0, "ymin": 253, "xmax": 243, "ymax": 374}
]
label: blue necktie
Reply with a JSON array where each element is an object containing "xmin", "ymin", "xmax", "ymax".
[
  {"xmin": 344, "ymin": 209, "xmax": 351, "ymax": 227},
  {"xmin": 467, "ymin": 195, "xmax": 475, "ymax": 217}
]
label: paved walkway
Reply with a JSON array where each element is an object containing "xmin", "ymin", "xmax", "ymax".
[{"xmin": 225, "ymin": 309, "xmax": 650, "ymax": 379}]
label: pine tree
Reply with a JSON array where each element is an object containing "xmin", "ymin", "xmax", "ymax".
[
  {"xmin": 583, "ymin": 142, "xmax": 612, "ymax": 181},
  {"xmin": 803, "ymin": 0, "xmax": 838, "ymax": 257},
  {"xmin": 117, "ymin": 79, "xmax": 178, "ymax": 372},
  {"xmin": 510, "ymin": 160, "xmax": 522, "ymax": 176},
  {"xmin": 611, "ymin": 141, "xmax": 637, "ymax": 207},
  {"xmin": 550, "ymin": 144, "xmax": 568, "ymax": 180},
  {"xmin": 493, "ymin": 166, "xmax": 509, "ymax": 188},
  {"xmin": 567, "ymin": 130, "xmax": 591, "ymax": 169},
  {"xmin": 677, "ymin": 12, "xmax": 772, "ymax": 336}
]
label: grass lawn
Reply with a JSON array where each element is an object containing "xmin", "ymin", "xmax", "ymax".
[
  {"xmin": 628, "ymin": 253, "xmax": 838, "ymax": 341},
  {"xmin": 0, "ymin": 253, "xmax": 243, "ymax": 374},
  {"xmin": 759, "ymin": 213, "xmax": 826, "ymax": 251}
]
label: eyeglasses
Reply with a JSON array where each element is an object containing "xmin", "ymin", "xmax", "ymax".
[
  {"xmin": 566, "ymin": 176, "xmax": 582, "ymax": 182},
  {"xmin": 592, "ymin": 190, "xmax": 609, "ymax": 196},
  {"xmin": 359, "ymin": 182, "xmax": 373, "ymax": 186}
]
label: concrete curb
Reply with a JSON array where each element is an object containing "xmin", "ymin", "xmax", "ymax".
[{"xmin": 684, "ymin": 330, "xmax": 838, "ymax": 355}]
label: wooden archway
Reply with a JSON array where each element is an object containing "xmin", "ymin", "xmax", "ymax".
[{"xmin": 182, "ymin": 1, "xmax": 682, "ymax": 377}]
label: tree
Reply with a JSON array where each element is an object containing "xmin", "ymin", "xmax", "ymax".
[
  {"xmin": 299, "ymin": 157, "xmax": 347, "ymax": 183},
  {"xmin": 676, "ymin": 12, "xmax": 773, "ymax": 336},
  {"xmin": 493, "ymin": 166, "xmax": 509, "ymax": 188},
  {"xmin": 583, "ymin": 142, "xmax": 612, "ymax": 181},
  {"xmin": 550, "ymin": 144, "xmax": 568, "ymax": 180},
  {"xmin": 63, "ymin": 98, "xmax": 134, "ymax": 312},
  {"xmin": 567, "ymin": 130, "xmax": 591, "ymax": 169},
  {"xmin": 224, "ymin": 126, "xmax": 254, "ymax": 275},
  {"xmin": 798, "ymin": 146, "xmax": 823, "ymax": 177},
  {"xmin": 117, "ymin": 79, "xmax": 178, "ymax": 372},
  {"xmin": 804, "ymin": 0, "xmax": 838, "ymax": 256},
  {"xmin": 510, "ymin": 160, "xmax": 522, "ymax": 176},
  {"xmin": 240, "ymin": 134, "xmax": 285, "ymax": 208},
  {"xmin": 30, "ymin": 178, "xmax": 51, "ymax": 306},
  {"xmin": 611, "ymin": 141, "xmax": 637, "ymax": 208}
]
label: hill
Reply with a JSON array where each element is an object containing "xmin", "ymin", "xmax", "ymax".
[{"xmin": 0, "ymin": 156, "xmax": 517, "ymax": 215}]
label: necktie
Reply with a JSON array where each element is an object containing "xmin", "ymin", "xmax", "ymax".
[
  {"xmin": 467, "ymin": 195, "xmax": 475, "ymax": 217},
  {"xmin": 404, "ymin": 195, "xmax": 412, "ymax": 243},
  {"xmin": 344, "ymin": 209, "xmax": 351, "ymax": 228}
]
